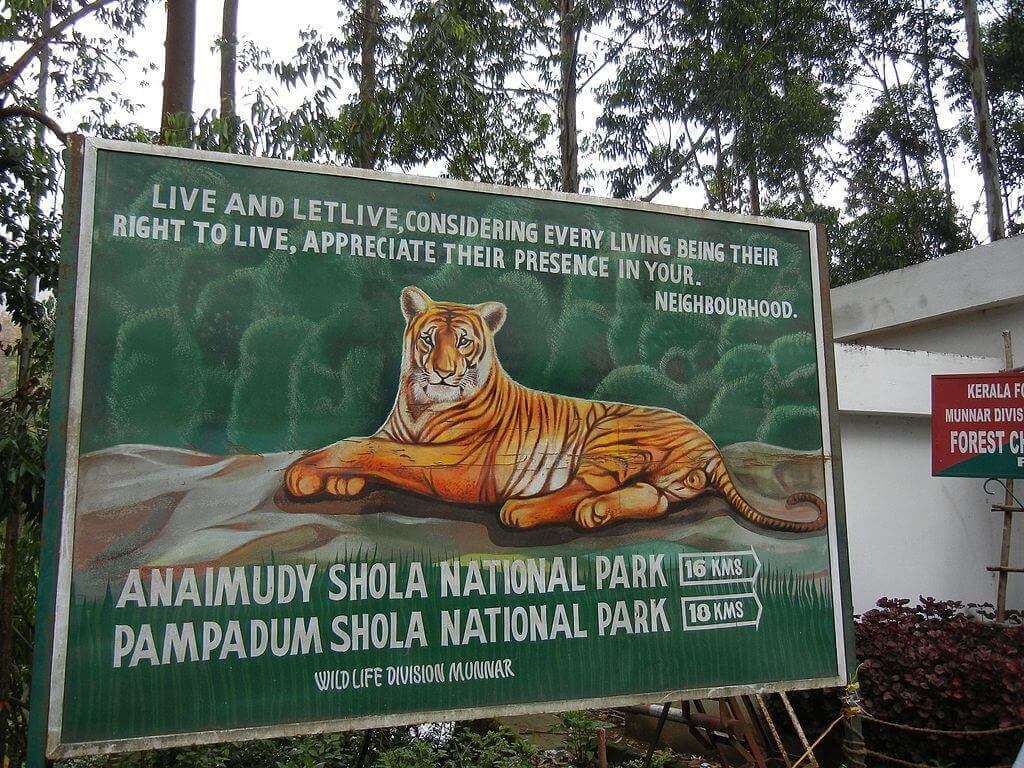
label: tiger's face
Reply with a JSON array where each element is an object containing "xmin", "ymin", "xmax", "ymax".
[{"xmin": 399, "ymin": 285, "xmax": 507, "ymax": 405}]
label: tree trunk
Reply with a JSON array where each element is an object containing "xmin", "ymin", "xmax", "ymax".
[
  {"xmin": 747, "ymin": 157, "xmax": 761, "ymax": 216},
  {"xmin": 963, "ymin": 0, "xmax": 1006, "ymax": 241},
  {"xmin": 796, "ymin": 165, "xmax": 813, "ymax": 208},
  {"xmin": 160, "ymin": 0, "xmax": 197, "ymax": 144},
  {"xmin": 890, "ymin": 59, "xmax": 930, "ymax": 185},
  {"xmin": 219, "ymin": 0, "xmax": 239, "ymax": 151},
  {"xmin": 878, "ymin": 54, "xmax": 912, "ymax": 188},
  {"xmin": 741, "ymin": 124, "xmax": 760, "ymax": 215},
  {"xmin": 1002, "ymin": 174, "xmax": 1014, "ymax": 231},
  {"xmin": 0, "ymin": 10, "xmax": 49, "ymax": 764},
  {"xmin": 558, "ymin": 0, "xmax": 579, "ymax": 193},
  {"xmin": 919, "ymin": 0, "xmax": 953, "ymax": 207},
  {"xmin": 714, "ymin": 125, "xmax": 728, "ymax": 210},
  {"xmin": 357, "ymin": 0, "xmax": 380, "ymax": 169}
]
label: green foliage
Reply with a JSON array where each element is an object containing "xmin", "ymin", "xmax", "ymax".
[
  {"xmin": 680, "ymin": 371, "xmax": 722, "ymax": 419},
  {"xmin": 976, "ymin": 0, "xmax": 1024, "ymax": 233},
  {"xmin": 62, "ymin": 724, "xmax": 538, "ymax": 768},
  {"xmin": 638, "ymin": 310, "xmax": 718, "ymax": 367},
  {"xmin": 658, "ymin": 346, "xmax": 692, "ymax": 384},
  {"xmin": 192, "ymin": 270, "xmax": 261, "ymax": 368},
  {"xmin": 717, "ymin": 315, "xmax": 777, "ymax": 354},
  {"xmin": 0, "ymin": 314, "xmax": 51, "ymax": 767},
  {"xmin": 831, "ymin": 186, "xmax": 974, "ymax": 286},
  {"xmin": 554, "ymin": 711, "xmax": 611, "ymax": 768},
  {"xmin": 376, "ymin": 725, "xmax": 536, "ymax": 768},
  {"xmin": 769, "ymin": 332, "xmax": 815, "ymax": 378},
  {"xmin": 622, "ymin": 750, "xmax": 675, "ymax": 768},
  {"xmin": 767, "ymin": 363, "xmax": 820, "ymax": 409},
  {"xmin": 598, "ymin": 0, "xmax": 852, "ymax": 210}
]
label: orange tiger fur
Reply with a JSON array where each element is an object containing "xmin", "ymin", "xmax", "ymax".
[{"xmin": 283, "ymin": 286, "xmax": 827, "ymax": 533}]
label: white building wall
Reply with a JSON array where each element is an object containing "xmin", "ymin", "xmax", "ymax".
[
  {"xmin": 828, "ymin": 239, "xmax": 1024, "ymax": 614},
  {"xmin": 838, "ymin": 414, "xmax": 1024, "ymax": 613},
  {"xmin": 853, "ymin": 303, "xmax": 1024, "ymax": 361},
  {"xmin": 833, "ymin": 342, "xmax": 1023, "ymax": 613}
]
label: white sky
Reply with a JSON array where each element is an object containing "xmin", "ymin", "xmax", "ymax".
[{"xmin": 67, "ymin": 1, "xmax": 989, "ymax": 240}]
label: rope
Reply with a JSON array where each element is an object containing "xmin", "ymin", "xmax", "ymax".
[
  {"xmin": 860, "ymin": 711, "xmax": 1024, "ymax": 737},
  {"xmin": 863, "ymin": 748, "xmax": 1012, "ymax": 768},
  {"xmin": 847, "ymin": 679, "xmax": 1024, "ymax": 737}
]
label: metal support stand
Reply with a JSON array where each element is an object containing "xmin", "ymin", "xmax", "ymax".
[
  {"xmin": 643, "ymin": 702, "xmax": 671, "ymax": 767},
  {"xmin": 354, "ymin": 729, "xmax": 373, "ymax": 768},
  {"xmin": 778, "ymin": 691, "xmax": 818, "ymax": 768},
  {"xmin": 636, "ymin": 696, "xmax": 772, "ymax": 768},
  {"xmin": 754, "ymin": 693, "xmax": 792, "ymax": 767}
]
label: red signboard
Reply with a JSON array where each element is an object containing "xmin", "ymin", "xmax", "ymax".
[{"xmin": 932, "ymin": 372, "xmax": 1024, "ymax": 478}]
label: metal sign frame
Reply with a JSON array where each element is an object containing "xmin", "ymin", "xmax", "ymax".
[{"xmin": 30, "ymin": 137, "xmax": 855, "ymax": 762}]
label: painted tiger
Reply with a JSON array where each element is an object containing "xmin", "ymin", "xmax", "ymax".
[{"xmin": 283, "ymin": 286, "xmax": 827, "ymax": 533}]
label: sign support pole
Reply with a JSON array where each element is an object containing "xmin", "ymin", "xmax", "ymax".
[{"xmin": 996, "ymin": 330, "xmax": 1015, "ymax": 621}]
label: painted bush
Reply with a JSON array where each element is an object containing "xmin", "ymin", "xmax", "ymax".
[{"xmin": 108, "ymin": 307, "xmax": 203, "ymax": 447}]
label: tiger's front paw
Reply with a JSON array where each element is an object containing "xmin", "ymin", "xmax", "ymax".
[
  {"xmin": 285, "ymin": 458, "xmax": 367, "ymax": 500},
  {"xmin": 499, "ymin": 499, "xmax": 546, "ymax": 529},
  {"xmin": 574, "ymin": 497, "xmax": 611, "ymax": 530},
  {"xmin": 499, "ymin": 499, "xmax": 528, "ymax": 529},
  {"xmin": 284, "ymin": 440, "xmax": 373, "ymax": 500},
  {"xmin": 324, "ymin": 475, "xmax": 366, "ymax": 497}
]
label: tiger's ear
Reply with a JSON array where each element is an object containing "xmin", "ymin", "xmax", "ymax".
[
  {"xmin": 476, "ymin": 301, "xmax": 507, "ymax": 334},
  {"xmin": 401, "ymin": 286, "xmax": 432, "ymax": 323}
]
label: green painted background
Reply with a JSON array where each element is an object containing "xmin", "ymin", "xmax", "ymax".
[
  {"xmin": 54, "ymin": 147, "xmax": 839, "ymax": 750},
  {"xmin": 82, "ymin": 152, "xmax": 822, "ymax": 456}
]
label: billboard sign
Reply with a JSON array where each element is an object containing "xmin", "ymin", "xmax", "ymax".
[
  {"xmin": 932, "ymin": 373, "xmax": 1024, "ymax": 478},
  {"xmin": 32, "ymin": 138, "xmax": 852, "ymax": 759}
]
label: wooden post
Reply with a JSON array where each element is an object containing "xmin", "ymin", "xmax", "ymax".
[
  {"xmin": 996, "ymin": 330, "xmax": 1014, "ymax": 620},
  {"xmin": 597, "ymin": 727, "xmax": 608, "ymax": 768}
]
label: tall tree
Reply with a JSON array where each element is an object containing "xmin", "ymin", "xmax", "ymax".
[
  {"xmin": 915, "ymin": 0, "xmax": 955, "ymax": 207},
  {"xmin": 253, "ymin": 0, "xmax": 550, "ymax": 184},
  {"xmin": 557, "ymin": 0, "xmax": 579, "ymax": 192},
  {"xmin": 160, "ymin": 0, "xmax": 197, "ymax": 144},
  {"xmin": 513, "ymin": 0, "xmax": 618, "ymax": 193},
  {"xmin": 963, "ymin": 0, "xmax": 1007, "ymax": 240},
  {"xmin": 356, "ymin": 0, "xmax": 381, "ymax": 168},
  {"xmin": 219, "ymin": 0, "xmax": 240, "ymax": 151},
  {"xmin": 977, "ymin": 0, "xmax": 1024, "ymax": 232},
  {"xmin": 599, "ymin": 0, "xmax": 851, "ymax": 211},
  {"xmin": 832, "ymin": 92, "xmax": 973, "ymax": 284},
  {"xmin": 0, "ymin": 20, "xmax": 49, "ymax": 765}
]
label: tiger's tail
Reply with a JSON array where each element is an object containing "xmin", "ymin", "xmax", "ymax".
[{"xmin": 706, "ymin": 455, "xmax": 827, "ymax": 533}]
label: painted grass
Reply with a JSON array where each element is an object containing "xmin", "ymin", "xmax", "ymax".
[{"xmin": 60, "ymin": 548, "xmax": 837, "ymax": 744}]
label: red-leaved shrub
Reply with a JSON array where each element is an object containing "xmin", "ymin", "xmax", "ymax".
[
  {"xmin": 856, "ymin": 598, "xmax": 1024, "ymax": 765},
  {"xmin": 780, "ymin": 598, "xmax": 1024, "ymax": 766}
]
